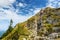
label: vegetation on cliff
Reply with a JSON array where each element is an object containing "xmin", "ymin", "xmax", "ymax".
[{"xmin": 1, "ymin": 7, "xmax": 60, "ymax": 40}]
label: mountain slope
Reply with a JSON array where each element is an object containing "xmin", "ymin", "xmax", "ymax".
[
  {"xmin": 2, "ymin": 7, "xmax": 60, "ymax": 40},
  {"xmin": 1, "ymin": 25, "xmax": 13, "ymax": 39}
]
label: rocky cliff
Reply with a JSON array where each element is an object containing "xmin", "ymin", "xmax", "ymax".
[{"xmin": 1, "ymin": 7, "xmax": 60, "ymax": 40}]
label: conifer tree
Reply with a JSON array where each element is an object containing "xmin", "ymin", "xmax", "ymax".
[{"xmin": 1, "ymin": 19, "xmax": 13, "ymax": 38}]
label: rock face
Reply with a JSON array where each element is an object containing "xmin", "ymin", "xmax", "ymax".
[{"xmin": 1, "ymin": 7, "xmax": 60, "ymax": 40}]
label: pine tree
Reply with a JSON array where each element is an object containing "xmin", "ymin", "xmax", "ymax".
[{"xmin": 1, "ymin": 19, "xmax": 13, "ymax": 38}]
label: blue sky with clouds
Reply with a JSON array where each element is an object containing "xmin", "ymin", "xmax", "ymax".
[{"xmin": 0, "ymin": 0, "xmax": 60, "ymax": 31}]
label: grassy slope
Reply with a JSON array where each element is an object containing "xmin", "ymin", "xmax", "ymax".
[{"xmin": 2, "ymin": 7, "xmax": 60, "ymax": 40}]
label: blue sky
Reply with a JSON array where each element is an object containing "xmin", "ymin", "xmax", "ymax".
[{"xmin": 0, "ymin": 0, "xmax": 60, "ymax": 31}]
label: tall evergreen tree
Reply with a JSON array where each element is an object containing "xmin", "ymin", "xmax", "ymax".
[{"xmin": 1, "ymin": 19, "xmax": 13, "ymax": 38}]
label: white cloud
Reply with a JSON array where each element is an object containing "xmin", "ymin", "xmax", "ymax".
[
  {"xmin": 58, "ymin": 2, "xmax": 60, "ymax": 7},
  {"xmin": 46, "ymin": 3, "xmax": 55, "ymax": 8},
  {"xmin": 0, "ymin": 9, "xmax": 29, "ymax": 22},
  {"xmin": 16, "ymin": 2, "xmax": 27, "ymax": 7},
  {"xmin": 49, "ymin": 0, "xmax": 55, "ymax": 2},
  {"xmin": 30, "ymin": 9, "xmax": 33, "ymax": 11},
  {"xmin": 0, "ymin": 0, "xmax": 16, "ymax": 7},
  {"xmin": 47, "ymin": 0, "xmax": 60, "ymax": 8},
  {"xmin": 19, "ymin": 3, "xmax": 24, "ymax": 7}
]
